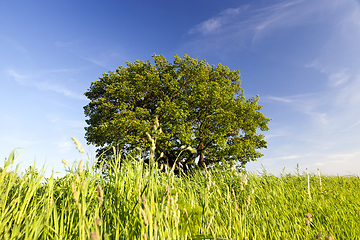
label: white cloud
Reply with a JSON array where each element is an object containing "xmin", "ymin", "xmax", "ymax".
[
  {"xmin": 55, "ymin": 137, "xmax": 73, "ymax": 154},
  {"xmin": 197, "ymin": 18, "xmax": 222, "ymax": 34},
  {"xmin": 186, "ymin": 0, "xmax": 360, "ymax": 53},
  {"xmin": 37, "ymin": 81, "xmax": 87, "ymax": 100},
  {"xmin": 78, "ymin": 55, "xmax": 109, "ymax": 68},
  {"xmin": 328, "ymin": 69, "xmax": 350, "ymax": 86},
  {"xmin": 46, "ymin": 113, "xmax": 86, "ymax": 129},
  {"xmin": 6, "ymin": 69, "xmax": 30, "ymax": 85},
  {"xmin": 252, "ymin": 0, "xmax": 309, "ymax": 44},
  {"xmin": 306, "ymin": 112, "xmax": 328, "ymax": 125},
  {"xmin": 278, "ymin": 155, "xmax": 302, "ymax": 160},
  {"xmin": 348, "ymin": 120, "xmax": 360, "ymax": 129},
  {"xmin": 5, "ymin": 69, "xmax": 86, "ymax": 100},
  {"xmin": 1, "ymin": 36, "xmax": 27, "ymax": 53},
  {"xmin": 327, "ymin": 152, "xmax": 360, "ymax": 160},
  {"xmin": 264, "ymin": 131, "xmax": 290, "ymax": 140},
  {"xmin": 264, "ymin": 96, "xmax": 293, "ymax": 103},
  {"xmin": 336, "ymin": 74, "xmax": 360, "ymax": 106},
  {"xmin": 188, "ymin": 6, "xmax": 244, "ymax": 35}
]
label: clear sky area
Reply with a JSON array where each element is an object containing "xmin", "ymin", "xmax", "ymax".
[{"xmin": 1, "ymin": 0, "xmax": 360, "ymax": 177}]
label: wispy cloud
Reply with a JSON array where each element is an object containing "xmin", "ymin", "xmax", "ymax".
[
  {"xmin": 278, "ymin": 155, "xmax": 302, "ymax": 160},
  {"xmin": 55, "ymin": 39, "xmax": 131, "ymax": 69},
  {"xmin": 1, "ymin": 36, "xmax": 27, "ymax": 53},
  {"xmin": 37, "ymin": 81, "xmax": 87, "ymax": 100},
  {"xmin": 188, "ymin": 7, "xmax": 245, "ymax": 35},
  {"xmin": 5, "ymin": 69, "xmax": 87, "ymax": 100},
  {"xmin": 328, "ymin": 69, "xmax": 350, "ymax": 86},
  {"xmin": 46, "ymin": 113, "xmax": 85, "ymax": 128},
  {"xmin": 264, "ymin": 96, "xmax": 293, "ymax": 103},
  {"xmin": 185, "ymin": 0, "xmax": 360, "ymax": 54},
  {"xmin": 264, "ymin": 131, "xmax": 290, "ymax": 140},
  {"xmin": 78, "ymin": 55, "xmax": 109, "ymax": 68},
  {"xmin": 55, "ymin": 136, "xmax": 74, "ymax": 154},
  {"xmin": 348, "ymin": 120, "xmax": 360, "ymax": 129}
]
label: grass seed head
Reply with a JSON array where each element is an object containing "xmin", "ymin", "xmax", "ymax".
[
  {"xmin": 78, "ymin": 160, "xmax": 84, "ymax": 175},
  {"xmin": 231, "ymin": 188, "xmax": 239, "ymax": 210},
  {"xmin": 95, "ymin": 217, "xmax": 102, "ymax": 227},
  {"xmin": 246, "ymin": 195, "xmax": 251, "ymax": 205},
  {"xmin": 71, "ymin": 182, "xmax": 76, "ymax": 193},
  {"xmin": 75, "ymin": 174, "xmax": 80, "ymax": 183},
  {"xmin": 139, "ymin": 207, "xmax": 149, "ymax": 226},
  {"xmin": 325, "ymin": 235, "xmax": 334, "ymax": 240},
  {"xmin": 174, "ymin": 192, "xmax": 178, "ymax": 202},
  {"xmin": 185, "ymin": 146, "xmax": 197, "ymax": 153},
  {"xmin": 72, "ymin": 137, "xmax": 85, "ymax": 153},
  {"xmin": 316, "ymin": 233, "xmax": 322, "ymax": 239},
  {"xmin": 90, "ymin": 231, "xmax": 100, "ymax": 240},
  {"xmin": 81, "ymin": 180, "xmax": 87, "ymax": 192},
  {"xmin": 243, "ymin": 175, "xmax": 248, "ymax": 185},
  {"xmin": 142, "ymin": 194, "xmax": 147, "ymax": 208},
  {"xmin": 183, "ymin": 208, "xmax": 189, "ymax": 218},
  {"xmin": 154, "ymin": 116, "xmax": 159, "ymax": 130},
  {"xmin": 71, "ymin": 137, "xmax": 80, "ymax": 146},
  {"xmin": 165, "ymin": 204, "xmax": 169, "ymax": 218},
  {"xmin": 73, "ymin": 191, "xmax": 79, "ymax": 204},
  {"xmin": 305, "ymin": 212, "xmax": 313, "ymax": 223},
  {"xmin": 62, "ymin": 159, "xmax": 69, "ymax": 166},
  {"xmin": 96, "ymin": 185, "xmax": 104, "ymax": 206},
  {"xmin": 145, "ymin": 132, "xmax": 156, "ymax": 152}
]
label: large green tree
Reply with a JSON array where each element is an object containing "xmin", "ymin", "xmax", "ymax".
[{"xmin": 84, "ymin": 54, "xmax": 270, "ymax": 174}]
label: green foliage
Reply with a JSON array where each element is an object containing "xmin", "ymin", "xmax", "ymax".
[
  {"xmin": 1, "ymin": 148, "xmax": 360, "ymax": 239},
  {"xmin": 84, "ymin": 54, "xmax": 270, "ymax": 173}
]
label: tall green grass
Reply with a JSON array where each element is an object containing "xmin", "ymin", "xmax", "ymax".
[{"xmin": 1, "ymin": 142, "xmax": 359, "ymax": 239}]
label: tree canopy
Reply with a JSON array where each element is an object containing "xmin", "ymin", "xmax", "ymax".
[{"xmin": 84, "ymin": 54, "xmax": 270, "ymax": 174}]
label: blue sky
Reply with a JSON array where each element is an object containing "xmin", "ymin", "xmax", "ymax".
[{"xmin": 1, "ymin": 0, "xmax": 360, "ymax": 177}]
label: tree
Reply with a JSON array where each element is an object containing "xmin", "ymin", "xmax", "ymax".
[{"xmin": 83, "ymin": 54, "xmax": 270, "ymax": 174}]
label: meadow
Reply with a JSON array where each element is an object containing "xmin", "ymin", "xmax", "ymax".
[{"xmin": 1, "ymin": 141, "xmax": 359, "ymax": 239}]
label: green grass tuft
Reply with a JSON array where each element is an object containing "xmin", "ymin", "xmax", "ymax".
[{"xmin": 1, "ymin": 148, "xmax": 359, "ymax": 239}]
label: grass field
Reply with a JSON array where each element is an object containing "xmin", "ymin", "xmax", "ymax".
[{"xmin": 1, "ymin": 142, "xmax": 359, "ymax": 239}]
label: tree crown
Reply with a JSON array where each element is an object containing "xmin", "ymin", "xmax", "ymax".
[{"xmin": 84, "ymin": 54, "xmax": 270, "ymax": 174}]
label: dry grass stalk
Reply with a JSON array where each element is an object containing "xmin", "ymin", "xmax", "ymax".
[
  {"xmin": 231, "ymin": 188, "xmax": 239, "ymax": 210},
  {"xmin": 318, "ymin": 168, "xmax": 323, "ymax": 194}
]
